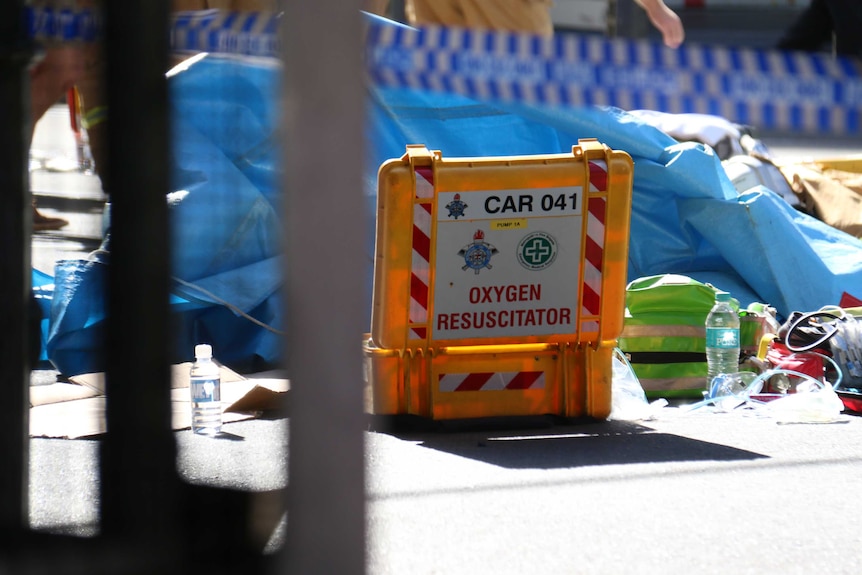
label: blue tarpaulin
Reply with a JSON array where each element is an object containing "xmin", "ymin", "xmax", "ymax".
[
  {"xmin": 45, "ymin": 55, "xmax": 284, "ymax": 376},
  {"xmin": 365, "ymin": 79, "xmax": 862, "ymax": 316},
  {"xmin": 42, "ymin": 15, "xmax": 862, "ymax": 376}
]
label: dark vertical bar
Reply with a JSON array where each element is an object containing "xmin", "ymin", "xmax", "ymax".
[
  {"xmin": 0, "ymin": 0, "xmax": 33, "ymax": 535},
  {"xmin": 611, "ymin": 0, "xmax": 650, "ymax": 40},
  {"xmin": 100, "ymin": 0, "xmax": 180, "ymax": 564},
  {"xmin": 280, "ymin": 1, "xmax": 366, "ymax": 574},
  {"xmin": 389, "ymin": 0, "xmax": 406, "ymax": 22}
]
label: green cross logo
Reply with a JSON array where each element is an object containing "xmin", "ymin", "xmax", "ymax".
[{"xmin": 517, "ymin": 232, "xmax": 557, "ymax": 270}]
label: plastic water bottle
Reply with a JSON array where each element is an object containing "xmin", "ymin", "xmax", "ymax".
[
  {"xmin": 705, "ymin": 292, "xmax": 740, "ymax": 388},
  {"xmin": 190, "ymin": 344, "xmax": 222, "ymax": 435}
]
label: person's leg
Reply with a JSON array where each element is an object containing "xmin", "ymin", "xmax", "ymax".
[
  {"xmin": 406, "ymin": 0, "xmax": 467, "ymax": 28},
  {"xmin": 821, "ymin": 0, "xmax": 862, "ymax": 57},
  {"xmin": 407, "ymin": 0, "xmax": 553, "ymax": 36},
  {"xmin": 70, "ymin": 1, "xmax": 108, "ymax": 199},
  {"xmin": 776, "ymin": 0, "xmax": 834, "ymax": 53},
  {"xmin": 29, "ymin": 46, "xmax": 84, "ymax": 132},
  {"xmin": 29, "ymin": 45, "xmax": 83, "ymax": 230},
  {"xmin": 460, "ymin": 0, "xmax": 553, "ymax": 36}
]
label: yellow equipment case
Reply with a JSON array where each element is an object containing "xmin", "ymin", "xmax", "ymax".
[{"xmin": 364, "ymin": 139, "xmax": 633, "ymax": 420}]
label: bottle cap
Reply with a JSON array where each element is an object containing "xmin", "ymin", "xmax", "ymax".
[
  {"xmin": 195, "ymin": 344, "xmax": 213, "ymax": 359},
  {"xmin": 716, "ymin": 292, "xmax": 732, "ymax": 302}
]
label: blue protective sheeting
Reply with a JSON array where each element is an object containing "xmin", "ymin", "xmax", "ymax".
[
  {"xmin": 43, "ymin": 19, "xmax": 862, "ymax": 375},
  {"xmin": 163, "ymin": 56, "xmax": 285, "ymax": 372},
  {"xmin": 33, "ymin": 269, "xmax": 54, "ymax": 364},
  {"xmin": 45, "ymin": 55, "xmax": 284, "ymax": 377},
  {"xmin": 364, "ymin": 79, "xmax": 862, "ymax": 321}
]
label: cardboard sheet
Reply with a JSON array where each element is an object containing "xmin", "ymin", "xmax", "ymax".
[{"xmin": 29, "ymin": 364, "xmax": 288, "ymax": 439}]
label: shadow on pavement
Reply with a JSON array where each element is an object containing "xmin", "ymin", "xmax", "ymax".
[{"xmin": 370, "ymin": 415, "xmax": 768, "ymax": 469}]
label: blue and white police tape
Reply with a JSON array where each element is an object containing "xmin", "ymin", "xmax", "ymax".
[
  {"xmin": 171, "ymin": 9, "xmax": 280, "ymax": 58},
  {"xmin": 364, "ymin": 20, "xmax": 862, "ymax": 136},
  {"xmin": 26, "ymin": 6, "xmax": 281, "ymax": 59},
  {"xmin": 26, "ymin": 4, "xmax": 100, "ymax": 44}
]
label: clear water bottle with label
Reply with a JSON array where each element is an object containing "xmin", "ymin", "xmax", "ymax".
[
  {"xmin": 190, "ymin": 344, "xmax": 222, "ymax": 435},
  {"xmin": 705, "ymin": 292, "xmax": 740, "ymax": 388}
]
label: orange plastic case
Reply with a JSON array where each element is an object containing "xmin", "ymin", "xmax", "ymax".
[{"xmin": 365, "ymin": 139, "xmax": 633, "ymax": 420}]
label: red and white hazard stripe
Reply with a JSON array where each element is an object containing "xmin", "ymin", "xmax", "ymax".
[
  {"xmin": 409, "ymin": 166, "xmax": 434, "ymax": 340},
  {"xmin": 581, "ymin": 160, "xmax": 607, "ymax": 330},
  {"xmin": 438, "ymin": 371, "xmax": 546, "ymax": 392}
]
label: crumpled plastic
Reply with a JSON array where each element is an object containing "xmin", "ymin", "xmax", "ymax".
[
  {"xmin": 765, "ymin": 384, "xmax": 846, "ymax": 424},
  {"xmin": 685, "ymin": 368, "xmax": 846, "ymax": 424},
  {"xmin": 608, "ymin": 348, "xmax": 667, "ymax": 421}
]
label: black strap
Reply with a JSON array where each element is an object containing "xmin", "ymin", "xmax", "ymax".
[
  {"xmin": 784, "ymin": 310, "xmax": 842, "ymax": 353},
  {"xmin": 626, "ymin": 351, "xmax": 707, "ymax": 365}
]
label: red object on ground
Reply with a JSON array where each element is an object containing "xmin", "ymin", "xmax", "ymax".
[
  {"xmin": 837, "ymin": 391, "xmax": 862, "ymax": 415},
  {"xmin": 839, "ymin": 292, "xmax": 862, "ymax": 308},
  {"xmin": 766, "ymin": 341, "xmax": 825, "ymax": 379}
]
